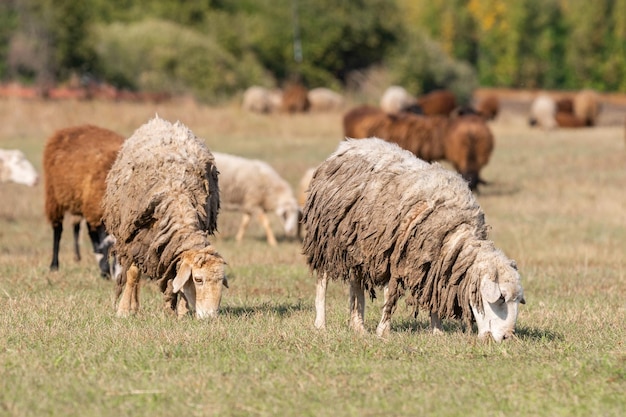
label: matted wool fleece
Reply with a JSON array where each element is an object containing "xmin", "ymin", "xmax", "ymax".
[
  {"xmin": 103, "ymin": 117, "xmax": 219, "ymax": 293},
  {"xmin": 302, "ymin": 138, "xmax": 494, "ymax": 324}
]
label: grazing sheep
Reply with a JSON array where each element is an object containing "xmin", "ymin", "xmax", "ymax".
[
  {"xmin": 281, "ymin": 83, "xmax": 310, "ymax": 113},
  {"xmin": 380, "ymin": 86, "xmax": 418, "ymax": 115},
  {"xmin": 0, "ymin": 149, "xmax": 39, "ymax": 186},
  {"xmin": 307, "ymin": 88, "xmax": 344, "ymax": 112},
  {"xmin": 302, "ymin": 138, "xmax": 525, "ymax": 342},
  {"xmin": 573, "ymin": 89, "xmax": 601, "ymax": 126},
  {"xmin": 418, "ymin": 90, "xmax": 457, "ymax": 116},
  {"xmin": 43, "ymin": 124, "xmax": 125, "ymax": 276},
  {"xmin": 242, "ymin": 86, "xmax": 282, "ymax": 114},
  {"xmin": 343, "ymin": 105, "xmax": 494, "ymax": 191},
  {"xmin": 213, "ymin": 152, "xmax": 299, "ymax": 246},
  {"xmin": 103, "ymin": 117, "xmax": 227, "ymax": 319},
  {"xmin": 475, "ymin": 93, "xmax": 500, "ymax": 120},
  {"xmin": 528, "ymin": 94, "xmax": 557, "ymax": 129}
]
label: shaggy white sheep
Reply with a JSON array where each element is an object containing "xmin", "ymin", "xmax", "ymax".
[
  {"xmin": 103, "ymin": 117, "xmax": 227, "ymax": 319},
  {"xmin": 380, "ymin": 86, "xmax": 417, "ymax": 115},
  {"xmin": 302, "ymin": 138, "xmax": 525, "ymax": 342},
  {"xmin": 213, "ymin": 152, "xmax": 300, "ymax": 246},
  {"xmin": 0, "ymin": 149, "xmax": 38, "ymax": 186}
]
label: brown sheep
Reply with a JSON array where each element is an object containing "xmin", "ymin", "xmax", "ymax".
[
  {"xmin": 555, "ymin": 111, "xmax": 587, "ymax": 128},
  {"xmin": 556, "ymin": 97, "xmax": 574, "ymax": 114},
  {"xmin": 43, "ymin": 124, "xmax": 125, "ymax": 277},
  {"xmin": 476, "ymin": 93, "xmax": 500, "ymax": 120},
  {"xmin": 573, "ymin": 89, "xmax": 601, "ymax": 126},
  {"xmin": 281, "ymin": 83, "xmax": 310, "ymax": 113},
  {"xmin": 417, "ymin": 90, "xmax": 457, "ymax": 116},
  {"xmin": 343, "ymin": 105, "xmax": 493, "ymax": 190}
]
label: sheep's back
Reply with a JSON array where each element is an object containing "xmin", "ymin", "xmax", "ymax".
[{"xmin": 43, "ymin": 124, "xmax": 125, "ymax": 225}]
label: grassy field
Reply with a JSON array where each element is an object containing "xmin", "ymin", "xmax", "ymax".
[{"xmin": 0, "ymin": 96, "xmax": 624, "ymax": 417}]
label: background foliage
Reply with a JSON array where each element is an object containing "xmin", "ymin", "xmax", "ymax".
[{"xmin": 1, "ymin": 0, "xmax": 626, "ymax": 101}]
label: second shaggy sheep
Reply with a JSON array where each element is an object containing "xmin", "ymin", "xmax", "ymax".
[
  {"xmin": 213, "ymin": 152, "xmax": 300, "ymax": 246},
  {"xmin": 302, "ymin": 138, "xmax": 524, "ymax": 342}
]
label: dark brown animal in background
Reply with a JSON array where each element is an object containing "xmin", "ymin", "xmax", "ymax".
[
  {"xmin": 343, "ymin": 105, "xmax": 494, "ymax": 191},
  {"xmin": 417, "ymin": 90, "xmax": 457, "ymax": 116},
  {"xmin": 43, "ymin": 124, "xmax": 125, "ymax": 276},
  {"xmin": 556, "ymin": 97, "xmax": 574, "ymax": 114},
  {"xmin": 281, "ymin": 83, "xmax": 310, "ymax": 113},
  {"xmin": 476, "ymin": 94, "xmax": 500, "ymax": 120},
  {"xmin": 555, "ymin": 112, "xmax": 587, "ymax": 128}
]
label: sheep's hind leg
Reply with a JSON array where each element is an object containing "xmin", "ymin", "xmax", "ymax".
[
  {"xmin": 257, "ymin": 211, "xmax": 277, "ymax": 246},
  {"xmin": 235, "ymin": 213, "xmax": 251, "ymax": 244},
  {"xmin": 349, "ymin": 279, "xmax": 366, "ymax": 334},
  {"xmin": 116, "ymin": 264, "xmax": 141, "ymax": 317},
  {"xmin": 430, "ymin": 312, "xmax": 444, "ymax": 335},
  {"xmin": 72, "ymin": 219, "xmax": 81, "ymax": 262},
  {"xmin": 314, "ymin": 272, "xmax": 328, "ymax": 329},
  {"xmin": 50, "ymin": 222, "xmax": 63, "ymax": 271}
]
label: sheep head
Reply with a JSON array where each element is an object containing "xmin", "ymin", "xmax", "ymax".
[
  {"xmin": 469, "ymin": 246, "xmax": 525, "ymax": 342},
  {"xmin": 172, "ymin": 246, "xmax": 227, "ymax": 319},
  {"xmin": 276, "ymin": 199, "xmax": 300, "ymax": 239}
]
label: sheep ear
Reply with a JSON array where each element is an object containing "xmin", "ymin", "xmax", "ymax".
[
  {"xmin": 173, "ymin": 261, "xmax": 192, "ymax": 293},
  {"xmin": 481, "ymin": 278, "xmax": 502, "ymax": 304}
]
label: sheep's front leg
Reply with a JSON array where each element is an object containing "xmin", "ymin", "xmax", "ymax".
[
  {"xmin": 314, "ymin": 272, "xmax": 328, "ymax": 329},
  {"xmin": 117, "ymin": 264, "xmax": 141, "ymax": 317},
  {"xmin": 430, "ymin": 312, "xmax": 444, "ymax": 335},
  {"xmin": 376, "ymin": 284, "xmax": 395, "ymax": 338},
  {"xmin": 257, "ymin": 211, "xmax": 277, "ymax": 246},
  {"xmin": 349, "ymin": 279, "xmax": 366, "ymax": 334},
  {"xmin": 235, "ymin": 213, "xmax": 251, "ymax": 243}
]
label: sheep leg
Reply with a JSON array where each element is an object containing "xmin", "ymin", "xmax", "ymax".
[
  {"xmin": 72, "ymin": 220, "xmax": 81, "ymax": 262},
  {"xmin": 116, "ymin": 264, "xmax": 141, "ymax": 317},
  {"xmin": 376, "ymin": 284, "xmax": 396, "ymax": 338},
  {"xmin": 235, "ymin": 213, "xmax": 251, "ymax": 243},
  {"xmin": 314, "ymin": 272, "xmax": 328, "ymax": 329},
  {"xmin": 349, "ymin": 279, "xmax": 366, "ymax": 333},
  {"xmin": 50, "ymin": 222, "xmax": 62, "ymax": 271},
  {"xmin": 430, "ymin": 312, "xmax": 444, "ymax": 335},
  {"xmin": 257, "ymin": 211, "xmax": 277, "ymax": 246}
]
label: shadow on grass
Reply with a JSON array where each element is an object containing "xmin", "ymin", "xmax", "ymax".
[
  {"xmin": 222, "ymin": 300, "xmax": 311, "ymax": 318},
  {"xmin": 477, "ymin": 181, "xmax": 522, "ymax": 197},
  {"xmin": 391, "ymin": 317, "xmax": 466, "ymax": 334},
  {"xmin": 514, "ymin": 325, "xmax": 563, "ymax": 342}
]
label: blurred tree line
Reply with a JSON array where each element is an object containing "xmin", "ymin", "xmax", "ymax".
[{"xmin": 0, "ymin": 0, "xmax": 624, "ymax": 102}]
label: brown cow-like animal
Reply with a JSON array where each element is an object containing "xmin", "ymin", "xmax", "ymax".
[{"xmin": 281, "ymin": 83, "xmax": 310, "ymax": 113}]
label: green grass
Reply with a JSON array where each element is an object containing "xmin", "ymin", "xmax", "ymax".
[{"xmin": 0, "ymin": 98, "xmax": 625, "ymax": 416}]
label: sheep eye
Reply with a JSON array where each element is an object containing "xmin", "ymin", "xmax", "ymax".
[{"xmin": 193, "ymin": 277, "xmax": 204, "ymax": 285}]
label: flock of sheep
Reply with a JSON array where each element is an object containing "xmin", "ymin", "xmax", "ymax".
[{"xmin": 7, "ymin": 84, "xmax": 612, "ymax": 343}]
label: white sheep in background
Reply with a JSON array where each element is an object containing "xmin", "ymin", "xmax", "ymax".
[
  {"xmin": 213, "ymin": 152, "xmax": 300, "ymax": 246},
  {"xmin": 302, "ymin": 138, "xmax": 525, "ymax": 342},
  {"xmin": 103, "ymin": 117, "xmax": 227, "ymax": 319},
  {"xmin": 528, "ymin": 93, "xmax": 557, "ymax": 129},
  {"xmin": 380, "ymin": 85, "xmax": 418, "ymax": 115},
  {"xmin": 242, "ymin": 86, "xmax": 282, "ymax": 114},
  {"xmin": 307, "ymin": 88, "xmax": 344, "ymax": 112},
  {"xmin": 0, "ymin": 149, "xmax": 38, "ymax": 186}
]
